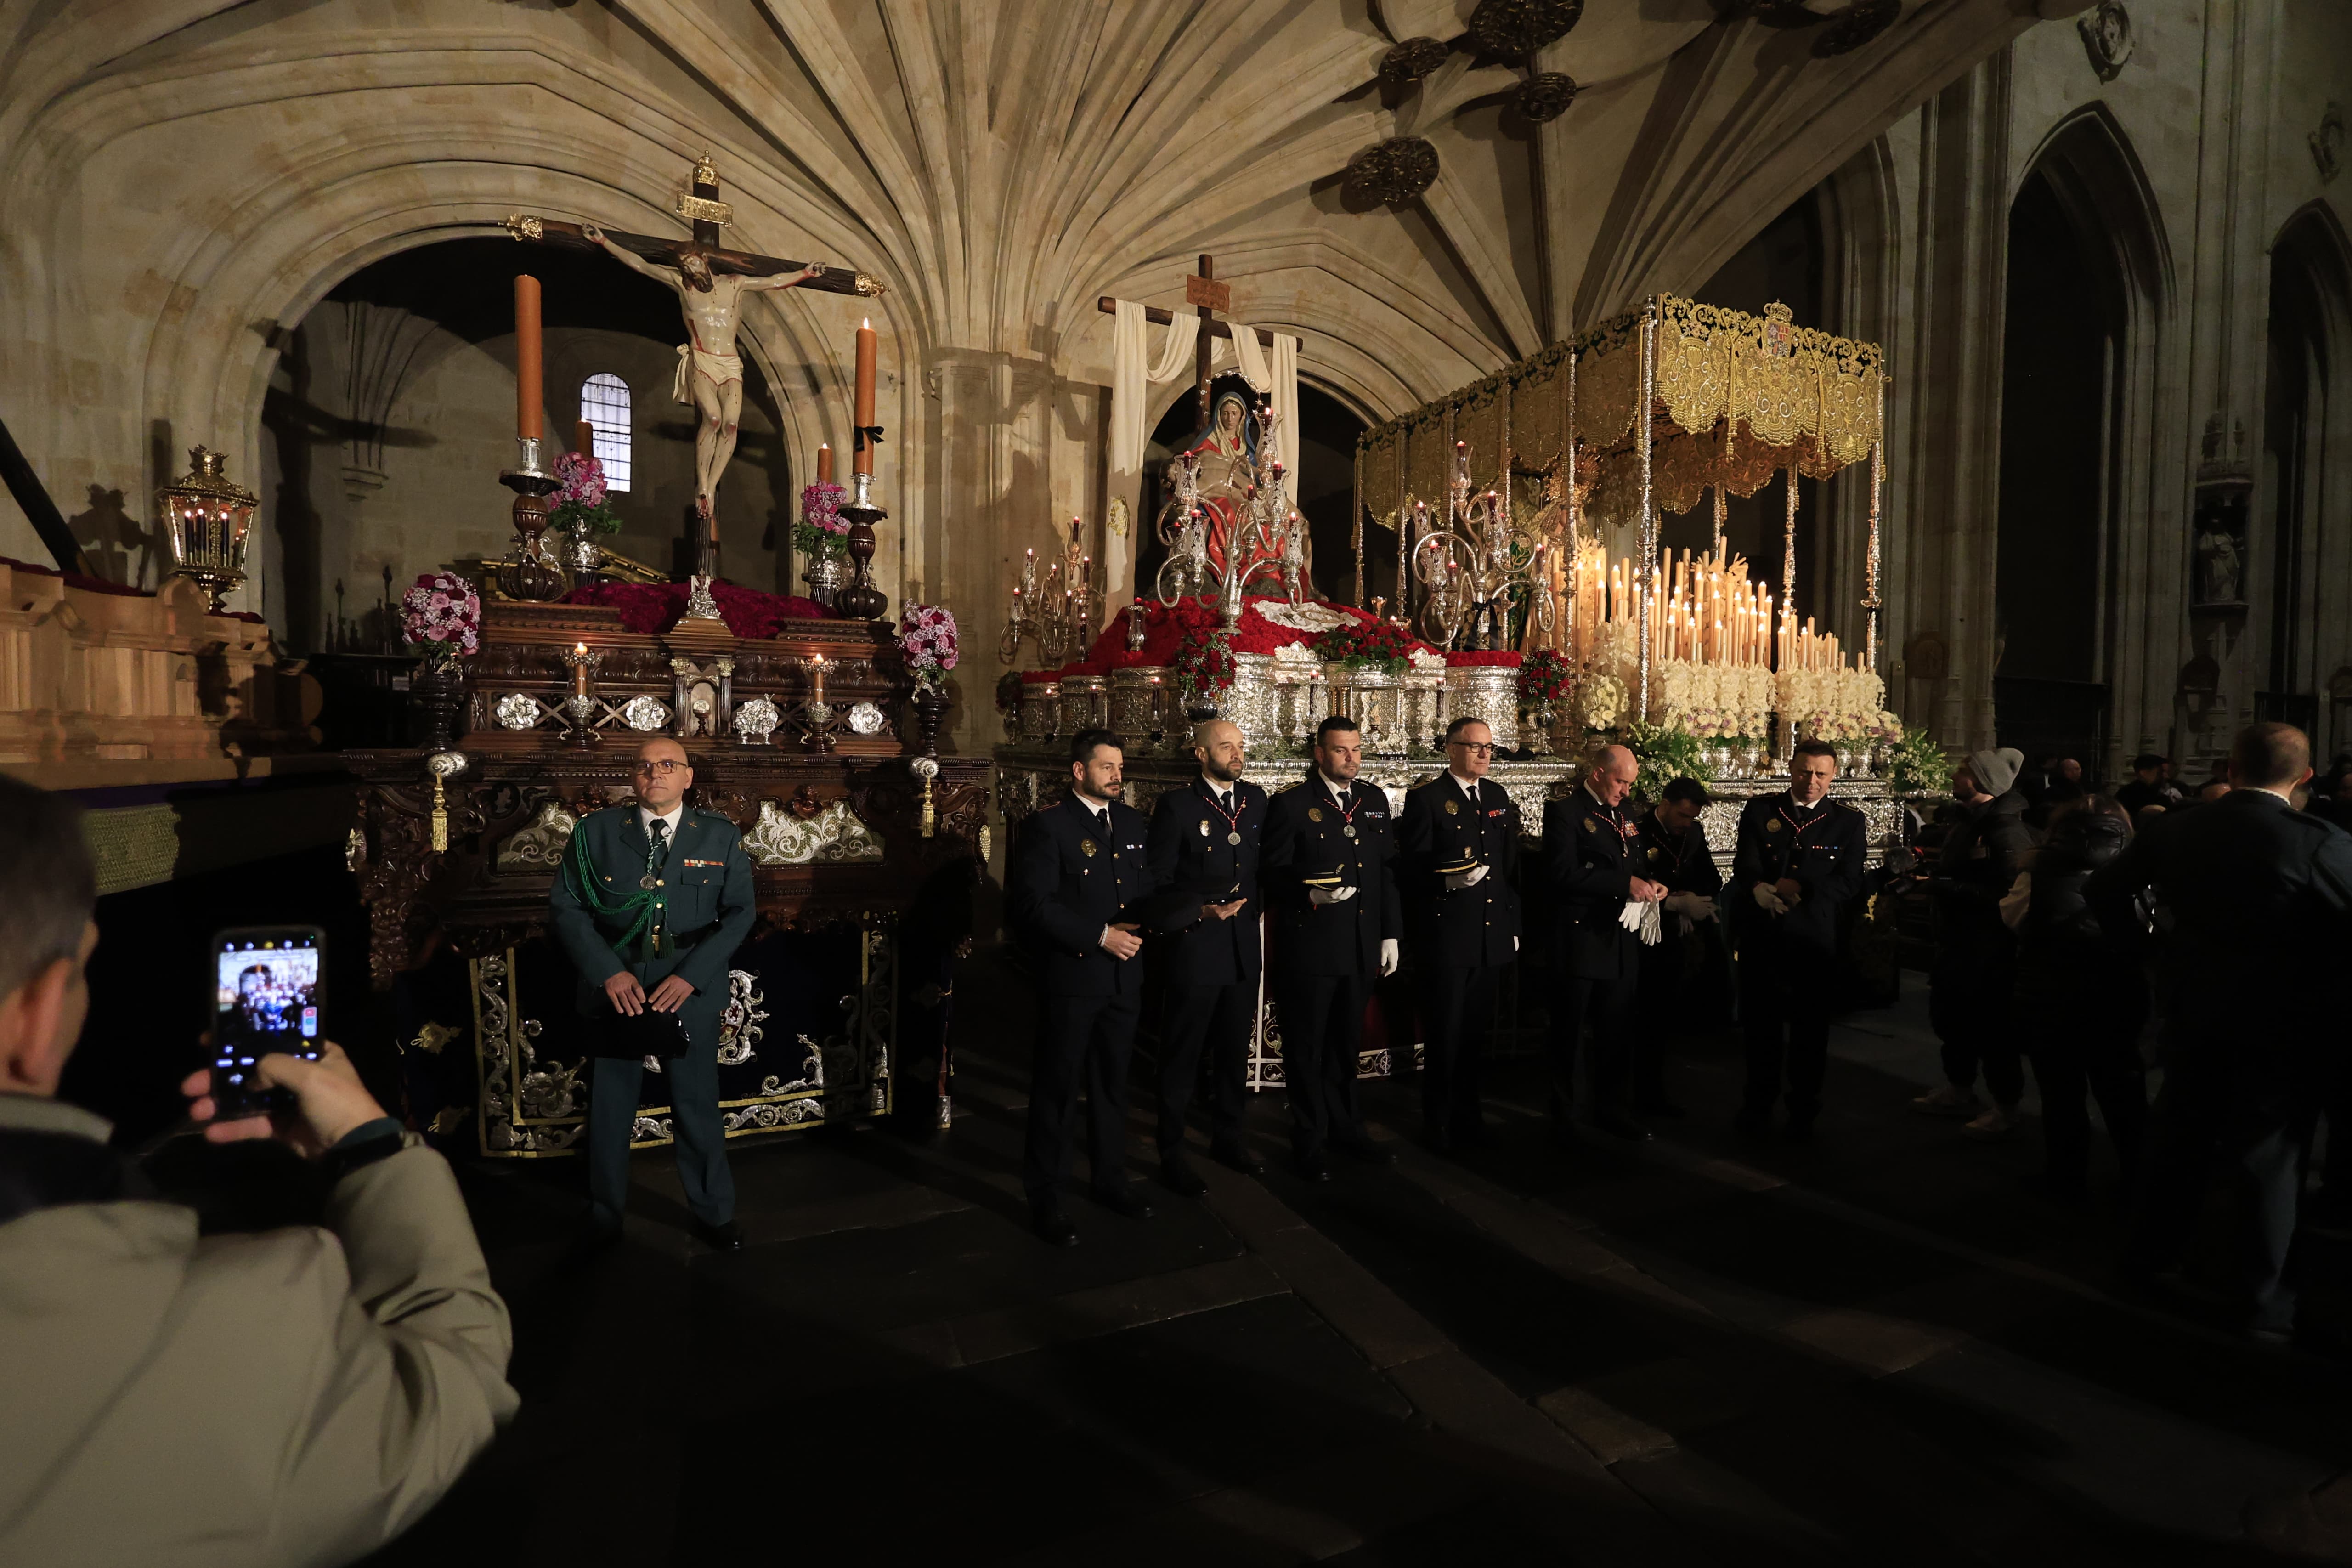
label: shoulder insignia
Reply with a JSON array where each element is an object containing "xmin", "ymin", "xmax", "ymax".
[
  {"xmin": 1308, "ymin": 806, "xmax": 1324, "ymax": 822},
  {"xmin": 1443, "ymin": 799, "xmax": 1460, "ymax": 816},
  {"xmin": 1080, "ymin": 838, "xmax": 1097, "ymax": 857}
]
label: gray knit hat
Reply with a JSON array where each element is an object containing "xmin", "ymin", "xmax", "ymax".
[{"xmin": 1966, "ymin": 747, "xmax": 2024, "ymax": 798}]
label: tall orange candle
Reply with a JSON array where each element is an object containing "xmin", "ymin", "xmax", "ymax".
[
  {"xmin": 853, "ymin": 318, "xmax": 878, "ymax": 475},
  {"xmin": 514, "ymin": 274, "xmax": 543, "ymax": 441},
  {"xmin": 575, "ymin": 418, "xmax": 594, "ymax": 456},
  {"xmin": 816, "ymin": 442, "xmax": 833, "ymax": 483}
]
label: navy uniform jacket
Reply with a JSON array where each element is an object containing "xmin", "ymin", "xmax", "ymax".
[
  {"xmin": 548, "ymin": 804, "xmax": 758, "ymax": 1043},
  {"xmin": 1400, "ymin": 774, "xmax": 1522, "ymax": 967},
  {"xmin": 1261, "ymin": 770, "xmax": 1400, "ymax": 978},
  {"xmin": 1144, "ymin": 776, "xmax": 1267, "ymax": 986},
  {"xmin": 1009, "ymin": 792, "xmax": 1158, "ymax": 998},
  {"xmin": 1730, "ymin": 792, "xmax": 1868, "ymax": 956},
  {"xmin": 2088, "ymin": 787, "xmax": 2352, "ymax": 1040},
  {"xmin": 1640, "ymin": 810, "xmax": 1724, "ymax": 901},
  {"xmin": 1542, "ymin": 787, "xmax": 1647, "ymax": 981}
]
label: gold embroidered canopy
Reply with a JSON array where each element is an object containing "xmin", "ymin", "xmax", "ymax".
[{"xmin": 1352, "ymin": 294, "xmax": 1888, "ymax": 698}]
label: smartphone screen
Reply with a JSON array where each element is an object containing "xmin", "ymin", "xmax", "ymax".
[{"xmin": 210, "ymin": 927, "xmax": 325, "ymax": 1110}]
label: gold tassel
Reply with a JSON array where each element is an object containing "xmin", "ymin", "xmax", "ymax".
[{"xmin": 430, "ymin": 772, "xmax": 449, "ymax": 853}]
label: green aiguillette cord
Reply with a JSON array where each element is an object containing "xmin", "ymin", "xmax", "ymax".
[{"xmin": 564, "ymin": 825, "xmax": 660, "ymax": 953}]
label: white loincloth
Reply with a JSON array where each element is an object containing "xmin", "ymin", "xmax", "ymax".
[{"xmin": 673, "ymin": 344, "xmax": 744, "ymax": 404}]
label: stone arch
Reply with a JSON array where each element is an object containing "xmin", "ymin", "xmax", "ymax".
[{"xmin": 2261, "ymin": 201, "xmax": 2352, "ymax": 753}]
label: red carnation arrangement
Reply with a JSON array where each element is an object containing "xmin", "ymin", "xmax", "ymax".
[
  {"xmin": 400, "ymin": 571, "xmax": 480, "ymax": 662},
  {"xmin": 1443, "ymin": 650, "xmax": 1523, "ymax": 668},
  {"xmin": 1313, "ymin": 616, "xmax": 1419, "ymax": 676},
  {"xmin": 1518, "ymin": 647, "xmax": 1571, "ymax": 707}
]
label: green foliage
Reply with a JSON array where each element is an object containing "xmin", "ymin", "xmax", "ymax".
[
  {"xmin": 1622, "ymin": 719, "xmax": 1713, "ymax": 801},
  {"xmin": 1888, "ymin": 725, "xmax": 1953, "ymax": 795}
]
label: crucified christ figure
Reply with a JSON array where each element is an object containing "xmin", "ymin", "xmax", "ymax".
[{"xmin": 582, "ymin": 222, "xmax": 823, "ymax": 529}]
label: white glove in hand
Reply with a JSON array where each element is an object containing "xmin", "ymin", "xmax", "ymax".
[
  {"xmin": 1379, "ymin": 938, "xmax": 1399, "ymax": 977},
  {"xmin": 1617, "ymin": 900, "xmax": 1646, "ymax": 933},
  {"xmin": 1308, "ymin": 885, "xmax": 1358, "ymax": 906},
  {"xmin": 1443, "ymin": 863, "xmax": 1490, "ymax": 891},
  {"xmin": 1637, "ymin": 899, "xmax": 1663, "ymax": 947},
  {"xmin": 1752, "ymin": 883, "xmax": 1791, "ymax": 917}
]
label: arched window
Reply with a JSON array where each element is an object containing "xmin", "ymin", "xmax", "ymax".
[{"xmin": 579, "ymin": 373, "xmax": 631, "ymax": 491}]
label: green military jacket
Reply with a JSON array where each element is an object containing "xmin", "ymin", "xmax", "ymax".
[{"xmin": 548, "ymin": 804, "xmax": 758, "ymax": 1042}]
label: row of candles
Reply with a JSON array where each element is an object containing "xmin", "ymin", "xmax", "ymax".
[
  {"xmin": 1568, "ymin": 541, "xmax": 1863, "ymax": 675},
  {"xmin": 508, "ymin": 276, "xmax": 880, "ymax": 475}
]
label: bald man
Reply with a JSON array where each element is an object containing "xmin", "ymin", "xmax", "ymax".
[
  {"xmin": 1539, "ymin": 743, "xmax": 1669, "ymax": 1144},
  {"xmin": 549, "ymin": 736, "xmax": 757, "ymax": 1248},
  {"xmin": 1142, "ymin": 720, "xmax": 1269, "ymax": 1192}
]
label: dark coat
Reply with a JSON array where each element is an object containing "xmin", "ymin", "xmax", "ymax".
[
  {"xmin": 2015, "ymin": 809, "xmax": 2136, "ymax": 1017},
  {"xmin": 1399, "ymin": 773, "xmax": 1523, "ymax": 968},
  {"xmin": 549, "ymin": 804, "xmax": 758, "ymax": 1043},
  {"xmin": 1008, "ymin": 792, "xmax": 1158, "ymax": 998},
  {"xmin": 1639, "ymin": 809, "xmax": 1724, "ymax": 900},
  {"xmin": 2088, "ymin": 788, "xmax": 2352, "ymax": 1042},
  {"xmin": 1730, "ymin": 792, "xmax": 1869, "ymax": 956},
  {"xmin": 1542, "ymin": 787, "xmax": 1645, "ymax": 982},
  {"xmin": 1929, "ymin": 789, "xmax": 2036, "ymax": 962},
  {"xmin": 1143, "ymin": 775, "xmax": 1267, "ymax": 986},
  {"xmin": 1261, "ymin": 770, "xmax": 1401, "ymax": 978}
]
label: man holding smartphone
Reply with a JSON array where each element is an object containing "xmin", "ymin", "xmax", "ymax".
[
  {"xmin": 0, "ymin": 776, "xmax": 517, "ymax": 1566},
  {"xmin": 550, "ymin": 736, "xmax": 758, "ymax": 1250}
]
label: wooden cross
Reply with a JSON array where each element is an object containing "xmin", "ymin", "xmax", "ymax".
[{"xmin": 1097, "ymin": 255, "xmax": 1275, "ymax": 425}]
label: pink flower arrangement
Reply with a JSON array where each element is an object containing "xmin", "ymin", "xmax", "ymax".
[
  {"xmin": 401, "ymin": 570, "xmax": 481, "ymax": 659},
  {"xmin": 551, "ymin": 452, "xmax": 621, "ymax": 536},
  {"xmin": 897, "ymin": 603, "xmax": 959, "ymax": 686},
  {"xmin": 793, "ymin": 482, "xmax": 849, "ymax": 560}
]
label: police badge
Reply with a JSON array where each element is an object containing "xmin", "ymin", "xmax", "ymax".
[
  {"xmin": 1080, "ymin": 838, "xmax": 1097, "ymax": 857},
  {"xmin": 1308, "ymin": 807, "xmax": 1324, "ymax": 822},
  {"xmin": 1443, "ymin": 800, "xmax": 1460, "ymax": 815}
]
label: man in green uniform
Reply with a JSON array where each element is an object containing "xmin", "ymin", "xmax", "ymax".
[{"xmin": 550, "ymin": 735, "xmax": 757, "ymax": 1249}]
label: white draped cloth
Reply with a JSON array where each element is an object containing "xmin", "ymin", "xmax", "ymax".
[{"xmin": 1108, "ymin": 299, "xmax": 1300, "ymax": 479}]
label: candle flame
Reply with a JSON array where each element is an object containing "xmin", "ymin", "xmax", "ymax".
[{"xmin": 574, "ymin": 641, "xmax": 586, "ymax": 655}]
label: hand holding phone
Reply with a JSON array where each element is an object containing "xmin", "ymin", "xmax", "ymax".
[
  {"xmin": 182, "ymin": 1041, "xmax": 386, "ymax": 1157},
  {"xmin": 208, "ymin": 926, "xmax": 327, "ymax": 1121}
]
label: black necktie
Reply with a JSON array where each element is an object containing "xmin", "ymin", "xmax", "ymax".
[
  {"xmin": 1217, "ymin": 791, "xmax": 1233, "ymax": 815},
  {"xmin": 644, "ymin": 818, "xmax": 670, "ymax": 877}
]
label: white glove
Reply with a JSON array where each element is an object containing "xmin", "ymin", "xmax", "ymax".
[
  {"xmin": 1752, "ymin": 883, "xmax": 1790, "ymax": 917},
  {"xmin": 1617, "ymin": 900, "xmax": 1646, "ymax": 933},
  {"xmin": 1379, "ymin": 938, "xmax": 1399, "ymax": 976},
  {"xmin": 1637, "ymin": 899, "xmax": 1663, "ymax": 947},
  {"xmin": 1443, "ymin": 863, "xmax": 1490, "ymax": 891},
  {"xmin": 1308, "ymin": 885, "xmax": 1358, "ymax": 906},
  {"xmin": 1513, "ymin": 934, "xmax": 1519, "ymax": 953}
]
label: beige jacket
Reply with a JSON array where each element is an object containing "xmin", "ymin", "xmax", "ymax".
[{"xmin": 0, "ymin": 1095, "xmax": 519, "ymax": 1566}]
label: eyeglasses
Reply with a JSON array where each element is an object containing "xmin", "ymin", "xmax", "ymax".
[
  {"xmin": 1447, "ymin": 741, "xmax": 1497, "ymax": 757},
  {"xmin": 634, "ymin": 759, "xmax": 687, "ymax": 776}
]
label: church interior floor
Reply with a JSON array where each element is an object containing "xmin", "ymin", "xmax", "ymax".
[{"xmin": 364, "ymin": 958, "xmax": 2352, "ymax": 1567}]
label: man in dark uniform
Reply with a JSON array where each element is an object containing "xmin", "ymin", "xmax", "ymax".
[
  {"xmin": 1632, "ymin": 775, "xmax": 1724, "ymax": 1118},
  {"xmin": 2093, "ymin": 722, "xmax": 2352, "ymax": 1342},
  {"xmin": 1007, "ymin": 728, "xmax": 1160, "ymax": 1246},
  {"xmin": 1540, "ymin": 742, "xmax": 1668, "ymax": 1143},
  {"xmin": 1730, "ymin": 739, "xmax": 1868, "ymax": 1138},
  {"xmin": 550, "ymin": 735, "xmax": 758, "ymax": 1248},
  {"xmin": 1143, "ymin": 719, "xmax": 1268, "ymax": 1194},
  {"xmin": 1399, "ymin": 716, "xmax": 1522, "ymax": 1153},
  {"xmin": 1261, "ymin": 715, "xmax": 1401, "ymax": 1180}
]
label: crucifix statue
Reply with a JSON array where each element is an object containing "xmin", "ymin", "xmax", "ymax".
[{"xmin": 505, "ymin": 156, "xmax": 885, "ymax": 580}]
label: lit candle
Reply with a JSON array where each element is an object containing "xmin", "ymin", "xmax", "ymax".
[
  {"xmin": 514, "ymin": 274, "xmax": 543, "ymax": 441},
  {"xmin": 570, "ymin": 641, "xmax": 591, "ymax": 699},
  {"xmin": 853, "ymin": 318, "xmax": 878, "ymax": 475},
  {"xmin": 816, "ymin": 442, "xmax": 833, "ymax": 483}
]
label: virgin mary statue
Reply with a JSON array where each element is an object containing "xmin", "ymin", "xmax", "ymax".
[{"xmin": 1185, "ymin": 390, "xmax": 1256, "ymax": 577}]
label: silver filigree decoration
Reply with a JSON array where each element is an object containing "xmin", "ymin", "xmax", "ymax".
[
  {"xmin": 743, "ymin": 797, "xmax": 884, "ymax": 865},
  {"xmin": 621, "ymin": 695, "xmax": 672, "ymax": 731},
  {"xmin": 1255, "ymin": 600, "xmax": 1355, "ymax": 634},
  {"xmin": 847, "ymin": 701, "xmax": 886, "ymax": 735},
  {"xmin": 494, "ymin": 799, "xmax": 578, "ymax": 872},
  {"xmin": 732, "ymin": 696, "xmax": 780, "ymax": 744},
  {"xmin": 495, "ymin": 692, "xmax": 543, "ymax": 730},
  {"xmin": 717, "ymin": 968, "xmax": 767, "ymax": 1066}
]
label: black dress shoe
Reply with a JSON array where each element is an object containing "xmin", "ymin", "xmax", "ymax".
[
  {"xmin": 691, "ymin": 1219, "xmax": 745, "ymax": 1251},
  {"xmin": 1092, "ymin": 1183, "xmax": 1156, "ymax": 1220},
  {"xmin": 1210, "ymin": 1142, "xmax": 1266, "ymax": 1177},
  {"xmin": 1160, "ymin": 1159, "xmax": 1210, "ymax": 1198},
  {"xmin": 1293, "ymin": 1151, "xmax": 1334, "ymax": 1182},
  {"xmin": 1032, "ymin": 1207, "xmax": 1080, "ymax": 1247},
  {"xmin": 1334, "ymin": 1135, "xmax": 1399, "ymax": 1166},
  {"xmin": 1590, "ymin": 1112, "xmax": 1653, "ymax": 1142}
]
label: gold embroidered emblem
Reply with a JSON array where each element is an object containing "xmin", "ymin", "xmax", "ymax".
[
  {"xmin": 1765, "ymin": 820, "xmax": 1781, "ymax": 833},
  {"xmin": 1199, "ymin": 820, "xmax": 1210, "ymax": 836},
  {"xmin": 1443, "ymin": 800, "xmax": 1460, "ymax": 815},
  {"xmin": 1308, "ymin": 807, "xmax": 1324, "ymax": 822},
  {"xmin": 1080, "ymin": 838, "xmax": 1097, "ymax": 857},
  {"xmin": 1583, "ymin": 817, "xmax": 1597, "ymax": 833},
  {"xmin": 1648, "ymin": 847, "xmax": 1663, "ymax": 861}
]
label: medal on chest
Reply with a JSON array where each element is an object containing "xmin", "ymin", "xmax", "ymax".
[{"xmin": 1200, "ymin": 786, "xmax": 1246, "ymax": 847}]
